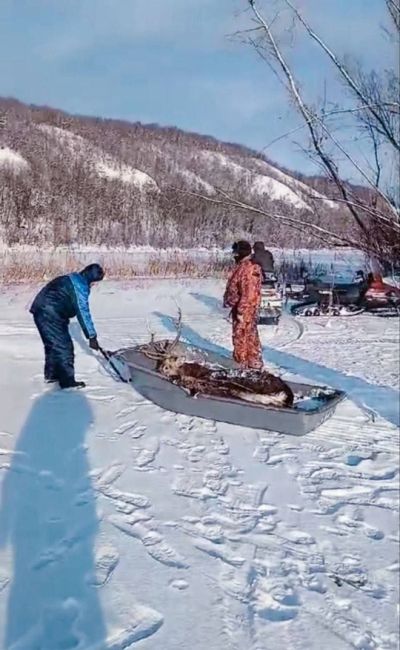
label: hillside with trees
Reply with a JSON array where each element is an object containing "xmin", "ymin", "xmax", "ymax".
[{"xmin": 0, "ymin": 97, "xmax": 359, "ymax": 249}]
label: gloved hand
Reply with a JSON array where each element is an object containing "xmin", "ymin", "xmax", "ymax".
[{"xmin": 89, "ymin": 337, "xmax": 100, "ymax": 351}]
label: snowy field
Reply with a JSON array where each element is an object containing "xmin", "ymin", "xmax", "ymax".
[{"xmin": 0, "ymin": 279, "xmax": 399, "ymax": 650}]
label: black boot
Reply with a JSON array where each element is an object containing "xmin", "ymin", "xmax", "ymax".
[{"xmin": 59, "ymin": 379, "xmax": 86, "ymax": 389}]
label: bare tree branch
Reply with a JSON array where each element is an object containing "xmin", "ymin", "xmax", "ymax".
[
  {"xmin": 170, "ymin": 184, "xmax": 380, "ymax": 253},
  {"xmin": 386, "ymin": 0, "xmax": 400, "ymax": 31},
  {"xmin": 284, "ymin": 0, "xmax": 400, "ymax": 152},
  {"xmin": 261, "ymin": 103, "xmax": 399, "ymax": 152}
]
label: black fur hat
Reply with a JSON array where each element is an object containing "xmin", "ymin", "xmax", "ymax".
[{"xmin": 235, "ymin": 240, "xmax": 252, "ymax": 260}]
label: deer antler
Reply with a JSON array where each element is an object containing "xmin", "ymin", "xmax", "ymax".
[
  {"xmin": 145, "ymin": 316, "xmax": 156, "ymax": 344},
  {"xmin": 139, "ymin": 306, "xmax": 183, "ymax": 361},
  {"xmin": 167, "ymin": 306, "xmax": 183, "ymax": 355}
]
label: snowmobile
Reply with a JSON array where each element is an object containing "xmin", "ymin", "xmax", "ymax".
[
  {"xmin": 292, "ymin": 279, "xmax": 364, "ymax": 317},
  {"xmin": 362, "ymin": 276, "xmax": 400, "ymax": 317},
  {"xmin": 291, "ymin": 272, "xmax": 400, "ymax": 318},
  {"xmin": 283, "ymin": 279, "xmax": 308, "ymax": 301},
  {"xmin": 258, "ymin": 273, "xmax": 283, "ymax": 325}
]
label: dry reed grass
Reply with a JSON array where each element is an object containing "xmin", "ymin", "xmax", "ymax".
[{"xmin": 0, "ymin": 248, "xmax": 231, "ymax": 285}]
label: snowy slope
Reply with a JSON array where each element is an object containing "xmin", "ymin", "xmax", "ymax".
[
  {"xmin": 0, "ymin": 147, "xmax": 28, "ymax": 171},
  {"xmin": 199, "ymin": 150, "xmax": 311, "ymax": 210},
  {"xmin": 249, "ymin": 157, "xmax": 339, "ymax": 211},
  {"xmin": 0, "ymin": 280, "xmax": 398, "ymax": 649},
  {"xmin": 39, "ymin": 124, "xmax": 158, "ymax": 190}
]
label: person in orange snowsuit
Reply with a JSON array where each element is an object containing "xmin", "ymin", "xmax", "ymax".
[{"xmin": 223, "ymin": 240, "xmax": 263, "ymax": 369}]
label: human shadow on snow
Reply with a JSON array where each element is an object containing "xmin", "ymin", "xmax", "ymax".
[
  {"xmin": 0, "ymin": 391, "xmax": 106, "ymax": 649},
  {"xmin": 154, "ymin": 311, "xmax": 230, "ymax": 360},
  {"xmin": 155, "ymin": 312, "xmax": 399, "ymax": 427},
  {"xmin": 189, "ymin": 292, "xmax": 223, "ymax": 313}
]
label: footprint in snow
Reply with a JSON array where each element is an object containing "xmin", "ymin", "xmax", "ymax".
[
  {"xmin": 132, "ymin": 437, "xmax": 160, "ymax": 468},
  {"xmin": 109, "ymin": 515, "xmax": 189, "ymax": 569},
  {"xmin": 113, "ymin": 420, "xmax": 146, "ymax": 438},
  {"xmin": 117, "ymin": 405, "xmax": 138, "ymax": 419},
  {"xmin": 88, "ymin": 545, "xmax": 120, "ymax": 587},
  {"xmin": 193, "ymin": 537, "xmax": 245, "ymax": 568},
  {"xmin": 169, "ymin": 578, "xmax": 189, "ymax": 591},
  {"xmin": 254, "ymin": 593, "xmax": 299, "ymax": 622},
  {"xmin": 334, "ymin": 514, "xmax": 385, "ymax": 540},
  {"xmin": 102, "ymin": 602, "xmax": 163, "ymax": 649},
  {"xmin": 281, "ymin": 529, "xmax": 316, "ymax": 545}
]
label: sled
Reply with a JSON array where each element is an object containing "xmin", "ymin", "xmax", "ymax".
[{"xmin": 113, "ymin": 341, "xmax": 346, "ymax": 436}]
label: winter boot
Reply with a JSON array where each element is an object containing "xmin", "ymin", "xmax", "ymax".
[{"xmin": 59, "ymin": 380, "xmax": 86, "ymax": 390}]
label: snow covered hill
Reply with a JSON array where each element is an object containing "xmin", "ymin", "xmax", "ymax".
[
  {"xmin": 0, "ymin": 97, "xmax": 352, "ymax": 248},
  {"xmin": 0, "ymin": 280, "xmax": 398, "ymax": 649}
]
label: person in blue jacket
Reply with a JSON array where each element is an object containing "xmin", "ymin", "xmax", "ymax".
[{"xmin": 30, "ymin": 263, "xmax": 104, "ymax": 389}]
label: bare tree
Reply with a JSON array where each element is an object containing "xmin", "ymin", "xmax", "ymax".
[{"xmin": 233, "ymin": 0, "xmax": 400, "ymax": 265}]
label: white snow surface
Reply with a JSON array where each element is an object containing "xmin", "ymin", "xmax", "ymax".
[
  {"xmin": 0, "ymin": 279, "xmax": 399, "ymax": 649},
  {"xmin": 0, "ymin": 148, "xmax": 28, "ymax": 170}
]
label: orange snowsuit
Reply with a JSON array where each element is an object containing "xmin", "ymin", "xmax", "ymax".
[{"xmin": 223, "ymin": 258, "xmax": 263, "ymax": 369}]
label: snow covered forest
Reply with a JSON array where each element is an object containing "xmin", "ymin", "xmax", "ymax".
[{"xmin": 0, "ymin": 97, "xmax": 356, "ymax": 250}]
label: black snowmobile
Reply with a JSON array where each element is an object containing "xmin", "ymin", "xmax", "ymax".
[{"xmin": 291, "ymin": 271, "xmax": 400, "ymax": 318}]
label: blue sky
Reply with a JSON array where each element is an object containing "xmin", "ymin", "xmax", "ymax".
[{"xmin": 0, "ymin": 0, "xmax": 395, "ymax": 174}]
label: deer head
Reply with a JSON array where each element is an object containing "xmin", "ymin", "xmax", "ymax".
[{"xmin": 139, "ymin": 307, "xmax": 185, "ymax": 374}]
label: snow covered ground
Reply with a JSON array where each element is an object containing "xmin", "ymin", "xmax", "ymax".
[{"xmin": 0, "ymin": 279, "xmax": 399, "ymax": 650}]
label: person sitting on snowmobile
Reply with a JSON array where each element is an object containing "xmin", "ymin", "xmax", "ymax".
[
  {"xmin": 354, "ymin": 270, "xmax": 365, "ymax": 283},
  {"xmin": 30, "ymin": 263, "xmax": 104, "ymax": 389},
  {"xmin": 252, "ymin": 241, "xmax": 275, "ymax": 283}
]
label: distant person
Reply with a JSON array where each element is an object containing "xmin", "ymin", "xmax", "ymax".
[
  {"xmin": 223, "ymin": 240, "xmax": 263, "ymax": 369},
  {"xmin": 252, "ymin": 241, "xmax": 275, "ymax": 281},
  {"xmin": 30, "ymin": 264, "xmax": 104, "ymax": 389},
  {"xmin": 369, "ymin": 256, "xmax": 384, "ymax": 282},
  {"xmin": 354, "ymin": 270, "xmax": 365, "ymax": 283}
]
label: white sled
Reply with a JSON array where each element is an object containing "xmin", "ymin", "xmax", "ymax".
[{"xmin": 113, "ymin": 342, "xmax": 346, "ymax": 436}]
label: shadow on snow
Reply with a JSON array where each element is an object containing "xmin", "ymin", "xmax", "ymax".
[
  {"xmin": 0, "ymin": 391, "xmax": 105, "ymax": 649},
  {"xmin": 189, "ymin": 292, "xmax": 223, "ymax": 313}
]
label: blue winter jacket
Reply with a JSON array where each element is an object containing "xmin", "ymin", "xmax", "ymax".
[{"xmin": 30, "ymin": 272, "xmax": 97, "ymax": 339}]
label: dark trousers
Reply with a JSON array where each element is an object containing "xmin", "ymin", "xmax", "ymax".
[{"xmin": 33, "ymin": 310, "xmax": 75, "ymax": 387}]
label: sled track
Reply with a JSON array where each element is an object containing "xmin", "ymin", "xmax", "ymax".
[
  {"xmin": 275, "ymin": 314, "xmax": 305, "ymax": 349},
  {"xmin": 307, "ymin": 413, "xmax": 399, "ymax": 453}
]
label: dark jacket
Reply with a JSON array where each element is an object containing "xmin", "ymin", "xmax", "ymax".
[
  {"xmin": 30, "ymin": 271, "xmax": 97, "ymax": 339},
  {"xmin": 252, "ymin": 242, "xmax": 274, "ymax": 277}
]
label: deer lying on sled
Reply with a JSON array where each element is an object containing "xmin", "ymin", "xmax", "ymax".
[{"xmin": 138, "ymin": 310, "xmax": 294, "ymax": 408}]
